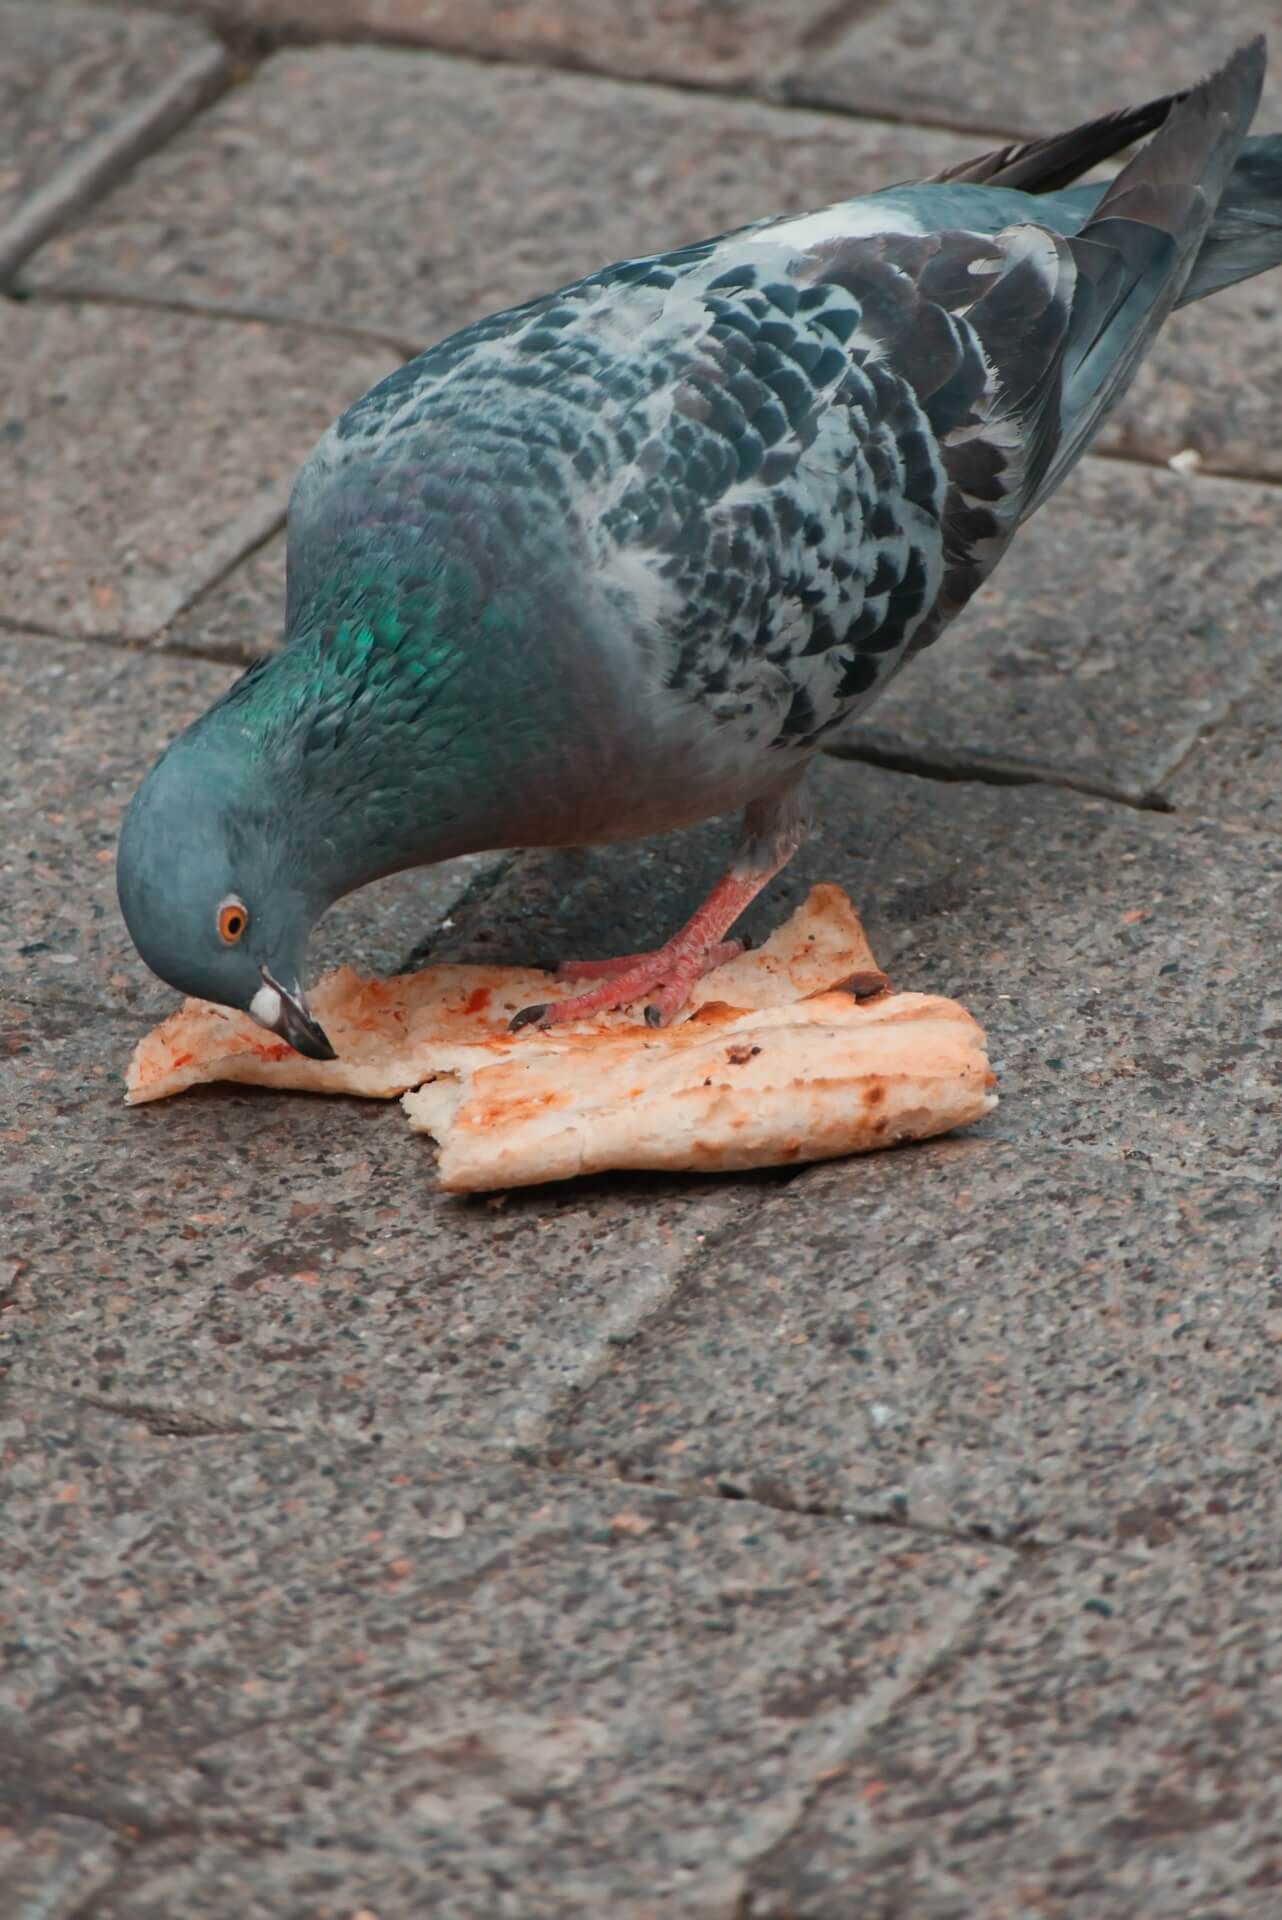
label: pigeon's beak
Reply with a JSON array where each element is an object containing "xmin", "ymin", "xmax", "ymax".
[{"xmin": 250, "ymin": 967, "xmax": 337, "ymax": 1062}]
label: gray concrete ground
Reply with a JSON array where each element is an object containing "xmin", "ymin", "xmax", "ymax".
[{"xmin": 2, "ymin": 1, "xmax": 1280, "ymax": 1914}]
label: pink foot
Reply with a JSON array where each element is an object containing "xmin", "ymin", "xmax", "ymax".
[
  {"xmin": 512, "ymin": 941, "xmax": 715, "ymax": 1031},
  {"xmin": 511, "ymin": 873, "xmax": 773, "ymax": 1032}
]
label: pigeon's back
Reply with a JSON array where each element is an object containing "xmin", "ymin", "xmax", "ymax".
[{"xmin": 283, "ymin": 41, "xmax": 1268, "ymax": 838}]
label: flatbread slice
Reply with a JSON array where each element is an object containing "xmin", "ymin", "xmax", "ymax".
[
  {"xmin": 124, "ymin": 884, "xmax": 996, "ymax": 1189},
  {"xmin": 405, "ymin": 990, "xmax": 994, "ymax": 1190}
]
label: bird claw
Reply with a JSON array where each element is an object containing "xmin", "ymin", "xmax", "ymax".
[{"xmin": 509, "ymin": 1002, "xmax": 550, "ymax": 1032}]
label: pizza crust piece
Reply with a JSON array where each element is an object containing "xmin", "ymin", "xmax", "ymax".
[
  {"xmin": 124, "ymin": 884, "xmax": 996, "ymax": 1188},
  {"xmin": 406, "ymin": 991, "xmax": 994, "ymax": 1190}
]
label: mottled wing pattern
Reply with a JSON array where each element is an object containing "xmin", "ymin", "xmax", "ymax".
[
  {"xmin": 288, "ymin": 207, "xmax": 1081, "ymax": 756},
  {"xmin": 812, "ymin": 219, "xmax": 1078, "ymax": 660},
  {"xmin": 560, "ymin": 211, "xmax": 1080, "ymax": 752}
]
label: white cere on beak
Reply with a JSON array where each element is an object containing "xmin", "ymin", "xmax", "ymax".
[{"xmin": 250, "ymin": 981, "xmax": 283, "ymax": 1030}]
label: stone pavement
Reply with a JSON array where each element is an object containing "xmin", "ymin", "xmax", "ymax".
[{"xmin": 2, "ymin": 0, "xmax": 1280, "ymax": 1914}]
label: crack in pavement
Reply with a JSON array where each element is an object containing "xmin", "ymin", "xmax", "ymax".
[
  {"xmin": 75, "ymin": 1393, "xmax": 298, "ymax": 1439},
  {"xmin": 0, "ymin": 46, "xmax": 231, "ymax": 285},
  {"xmin": 730, "ymin": 1555, "xmax": 1051, "ymax": 1919},
  {"xmin": 0, "ymin": 1720, "xmax": 272, "ymax": 1849},
  {"xmin": 15, "ymin": 279, "xmax": 416, "ymax": 360},
  {"xmin": 822, "ymin": 735, "xmax": 1178, "ymax": 812},
  {"xmin": 512, "ymin": 1448, "xmax": 1102, "ymax": 1561}
]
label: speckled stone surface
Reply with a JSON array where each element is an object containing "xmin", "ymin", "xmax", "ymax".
[
  {"xmin": 161, "ymin": 530, "xmax": 287, "ymax": 660},
  {"xmin": 1110, "ymin": 282, "xmax": 1282, "ymax": 484},
  {"xmin": 1168, "ymin": 681, "xmax": 1282, "ymax": 833},
  {"xmin": 0, "ymin": 1814, "xmax": 123, "ymax": 1920},
  {"xmin": 742, "ymin": 1546, "xmax": 1282, "ymax": 1919},
  {"xmin": 522, "ymin": 758, "xmax": 1282, "ymax": 1553},
  {"xmin": 22, "ymin": 47, "xmax": 976, "ymax": 342},
  {"xmin": 0, "ymin": 629, "xmax": 491, "ymax": 1021},
  {"xmin": 833, "ymin": 457, "xmax": 1282, "ymax": 801},
  {"xmin": 0, "ymin": 1397, "xmax": 1008, "ymax": 1916},
  {"xmin": 796, "ymin": 762, "xmax": 1282, "ymax": 1176},
  {"xmin": 544, "ymin": 1138, "xmax": 1281, "ymax": 1561},
  {"xmin": 134, "ymin": 0, "xmax": 846, "ymax": 91},
  {"xmin": 0, "ymin": 0, "xmax": 226, "ymax": 279},
  {"xmin": 795, "ymin": 0, "xmax": 1282, "ymax": 138},
  {"xmin": 0, "ymin": 304, "xmax": 394, "ymax": 639},
  {"xmin": 3, "ymin": 994, "xmax": 751, "ymax": 1450}
]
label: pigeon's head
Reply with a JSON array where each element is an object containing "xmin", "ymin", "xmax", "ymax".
[{"xmin": 116, "ymin": 723, "xmax": 337, "ymax": 1061}]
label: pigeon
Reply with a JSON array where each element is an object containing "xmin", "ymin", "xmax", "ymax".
[{"xmin": 118, "ymin": 40, "xmax": 1281, "ymax": 1059}]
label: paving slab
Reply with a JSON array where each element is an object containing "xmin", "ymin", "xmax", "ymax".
[
  {"xmin": 0, "ymin": 1815, "xmax": 123, "ymax": 1920},
  {"xmin": 743, "ymin": 1545, "xmax": 1282, "ymax": 1920},
  {"xmin": 1167, "ymin": 679, "xmax": 1282, "ymax": 834},
  {"xmin": 799, "ymin": 762, "xmax": 1282, "ymax": 1178},
  {"xmin": 1, "ymin": 984, "xmax": 749, "ymax": 1452},
  {"xmin": 794, "ymin": 0, "xmax": 1282, "ymax": 139},
  {"xmin": 22, "ymin": 46, "xmax": 977, "ymax": 342},
  {"xmin": 0, "ymin": 0, "xmax": 226, "ymax": 281},
  {"xmin": 0, "ymin": 1396, "xmax": 1009, "ymax": 1917},
  {"xmin": 9, "ymin": 629, "xmax": 1280, "ymax": 1483},
  {"xmin": 2, "ymin": 630, "xmax": 236, "ymax": 1020},
  {"xmin": 833, "ymin": 458, "xmax": 1282, "ymax": 802},
  {"xmin": 545, "ymin": 1137, "xmax": 1281, "ymax": 1563},
  {"xmin": 138, "ymin": 0, "xmax": 846, "ymax": 92},
  {"xmin": 0, "ymin": 303, "xmax": 394, "ymax": 641},
  {"xmin": 517, "ymin": 759, "xmax": 1282, "ymax": 1553},
  {"xmin": 0, "ymin": 628, "xmax": 485, "ymax": 1025}
]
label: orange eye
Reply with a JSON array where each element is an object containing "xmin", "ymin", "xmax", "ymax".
[{"xmin": 218, "ymin": 899, "xmax": 249, "ymax": 945}]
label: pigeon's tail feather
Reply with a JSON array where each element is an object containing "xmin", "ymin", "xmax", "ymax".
[
  {"xmin": 1178, "ymin": 134, "xmax": 1282, "ymax": 303},
  {"xmin": 925, "ymin": 89, "xmax": 1188, "ymax": 196},
  {"xmin": 1026, "ymin": 35, "xmax": 1266, "ymax": 514}
]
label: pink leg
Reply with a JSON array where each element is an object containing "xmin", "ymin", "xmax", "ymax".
[
  {"xmin": 511, "ymin": 870, "xmax": 777, "ymax": 1031},
  {"xmin": 556, "ymin": 939, "xmax": 744, "ymax": 982}
]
